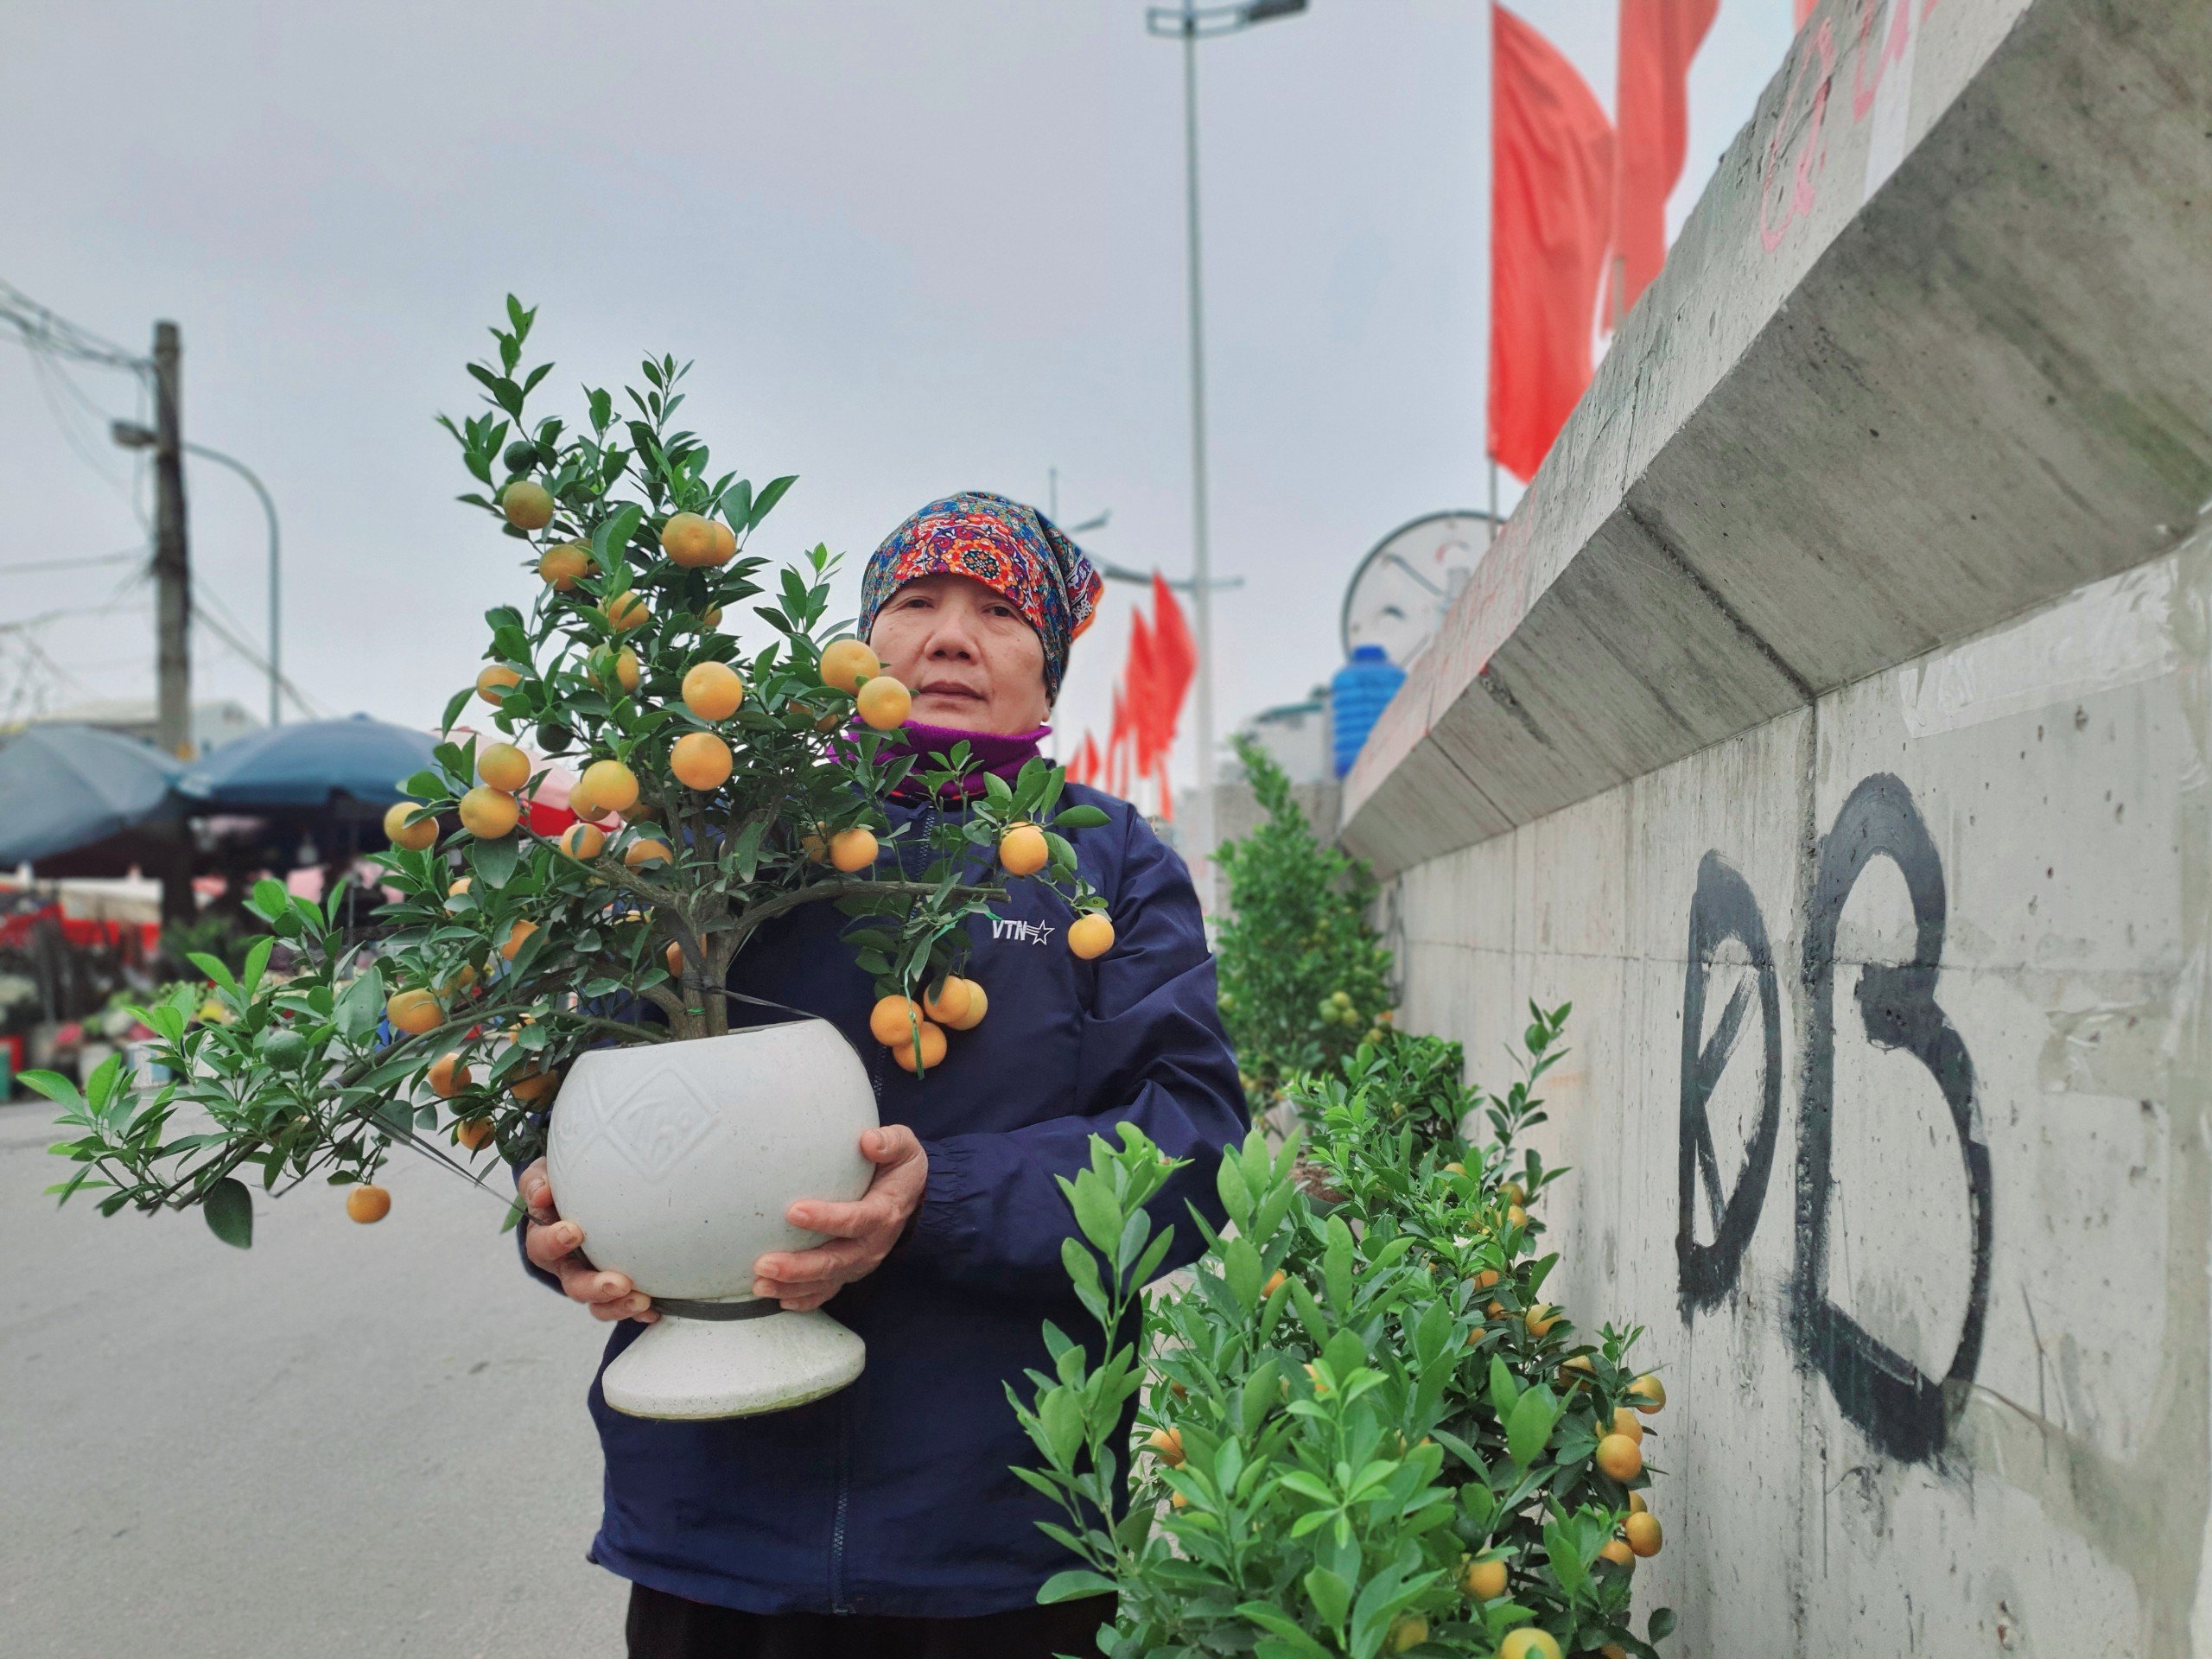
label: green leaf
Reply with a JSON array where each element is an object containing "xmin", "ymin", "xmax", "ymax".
[
  {"xmin": 1059, "ymin": 1233, "xmax": 1101, "ymax": 1296},
  {"xmin": 1505, "ymin": 1382, "xmax": 1561, "ymax": 1465},
  {"xmin": 1036, "ymin": 1568, "xmax": 1117, "ymax": 1604},
  {"xmin": 1039, "ymin": 1384, "xmax": 1084, "ymax": 1467},
  {"xmin": 1114, "ymin": 1206, "xmax": 1153, "ymax": 1276},
  {"xmin": 1432, "ymin": 1427, "xmax": 1484, "ymax": 1475},
  {"xmin": 334, "ymin": 964, "xmax": 386, "ymax": 1041},
  {"xmin": 16, "ymin": 1069, "xmax": 85, "ymax": 1109},
  {"xmin": 1545, "ymin": 1520, "xmax": 1590, "ymax": 1600},
  {"xmin": 1649, "ymin": 1608, "xmax": 1678, "ymax": 1641},
  {"xmin": 1241, "ymin": 1357, "xmax": 1281, "ymax": 1437},
  {"xmin": 1215, "ymin": 1151, "xmax": 1253, "ymax": 1227},
  {"xmin": 1322, "ymin": 1214, "xmax": 1355, "ymax": 1310},
  {"xmin": 188, "ymin": 952, "xmax": 240, "ymax": 995},
  {"xmin": 747, "ymin": 474, "xmax": 797, "ymax": 530},
  {"xmin": 249, "ymin": 877, "xmax": 292, "ymax": 921},
  {"xmin": 1489, "ymin": 1355, "xmax": 1521, "ymax": 1420},
  {"xmin": 1321, "ymin": 1328, "xmax": 1364, "ymax": 1380},
  {"xmin": 1276, "ymin": 1471, "xmax": 1339, "ymax": 1505},
  {"xmin": 592, "ymin": 502, "xmax": 645, "ymax": 569},
  {"xmin": 472, "ymin": 833, "xmax": 519, "ymax": 889},
  {"xmin": 1054, "ymin": 804, "xmax": 1110, "ymax": 830},
  {"xmin": 1130, "ymin": 1224, "xmax": 1175, "ymax": 1288},
  {"xmin": 203, "ymin": 1178, "xmax": 253, "ymax": 1249},
  {"xmin": 1222, "ymin": 1236, "xmax": 1263, "ymax": 1311},
  {"xmin": 1235, "ymin": 1605, "xmax": 1332, "ymax": 1659},
  {"xmin": 1285, "ymin": 1276, "xmax": 1329, "ymax": 1346},
  {"xmin": 1068, "ymin": 1169, "xmax": 1122, "ymax": 1256},
  {"xmin": 732, "ymin": 818, "xmax": 767, "ymax": 882},
  {"xmin": 1303, "ymin": 1566, "xmax": 1351, "ymax": 1633}
]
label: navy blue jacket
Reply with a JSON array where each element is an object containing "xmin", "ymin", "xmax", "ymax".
[{"xmin": 528, "ymin": 783, "xmax": 1244, "ymax": 1616}]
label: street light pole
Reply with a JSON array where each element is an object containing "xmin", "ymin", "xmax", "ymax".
[
  {"xmin": 114, "ymin": 424, "xmax": 284, "ymax": 728},
  {"xmin": 1178, "ymin": 7, "xmax": 1218, "ymax": 876},
  {"xmin": 184, "ymin": 444, "xmax": 282, "ymax": 728},
  {"xmin": 1147, "ymin": 0, "xmax": 1307, "ymax": 887}
]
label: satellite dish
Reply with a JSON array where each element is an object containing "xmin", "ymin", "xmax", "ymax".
[{"xmin": 1339, "ymin": 511, "xmax": 1493, "ymax": 666}]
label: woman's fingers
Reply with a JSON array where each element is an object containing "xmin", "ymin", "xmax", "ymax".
[
  {"xmin": 754, "ymin": 1236, "xmax": 874, "ymax": 1288},
  {"xmin": 524, "ymin": 1217, "xmax": 586, "ymax": 1272},
  {"xmin": 518, "ymin": 1158, "xmax": 556, "ymax": 1224},
  {"xmin": 565, "ymin": 1268, "xmax": 635, "ymax": 1306},
  {"xmin": 861, "ymin": 1123, "xmax": 925, "ymax": 1166},
  {"xmin": 521, "ymin": 1204, "xmax": 652, "ymax": 1323}
]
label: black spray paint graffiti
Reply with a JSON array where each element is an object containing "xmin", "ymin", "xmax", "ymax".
[
  {"xmin": 1676, "ymin": 772, "xmax": 1994, "ymax": 1463},
  {"xmin": 1676, "ymin": 853, "xmax": 1783, "ymax": 1311}
]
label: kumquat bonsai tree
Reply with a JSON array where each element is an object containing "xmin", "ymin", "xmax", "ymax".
[
  {"xmin": 1214, "ymin": 736, "xmax": 1397, "ymax": 1111},
  {"xmin": 38, "ymin": 297, "xmax": 1115, "ymax": 1251},
  {"xmin": 1014, "ymin": 1006, "xmax": 1679, "ymax": 1659}
]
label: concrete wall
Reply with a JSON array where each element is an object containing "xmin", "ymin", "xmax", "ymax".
[
  {"xmin": 1342, "ymin": 0, "xmax": 2212, "ymax": 1651},
  {"xmin": 1393, "ymin": 537, "xmax": 2212, "ymax": 1654}
]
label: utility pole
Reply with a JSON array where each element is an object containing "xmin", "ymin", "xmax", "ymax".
[
  {"xmin": 149, "ymin": 321, "xmax": 191, "ymax": 760},
  {"xmin": 1177, "ymin": 10, "xmax": 1219, "ymax": 877},
  {"xmin": 148, "ymin": 321, "xmax": 194, "ymax": 924},
  {"xmin": 1147, "ymin": 0, "xmax": 1307, "ymax": 894}
]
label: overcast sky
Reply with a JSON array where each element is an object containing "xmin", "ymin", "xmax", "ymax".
[{"xmin": 1, "ymin": 0, "xmax": 1792, "ymax": 781}]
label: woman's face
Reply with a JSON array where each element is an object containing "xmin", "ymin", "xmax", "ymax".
[{"xmin": 868, "ymin": 573, "xmax": 1051, "ymax": 734}]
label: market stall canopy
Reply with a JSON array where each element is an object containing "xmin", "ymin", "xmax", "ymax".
[
  {"xmin": 0, "ymin": 725, "xmax": 184, "ymax": 865},
  {"xmin": 178, "ymin": 715, "xmax": 440, "ymax": 811}
]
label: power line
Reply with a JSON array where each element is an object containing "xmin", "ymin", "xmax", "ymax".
[
  {"xmin": 191, "ymin": 563, "xmax": 323, "ymax": 719},
  {"xmin": 0, "ymin": 596, "xmax": 150, "ymax": 635},
  {"xmin": 0, "ymin": 278, "xmax": 148, "ymax": 374},
  {"xmin": 0, "ymin": 548, "xmax": 145, "ymax": 578},
  {"xmin": 194, "ymin": 598, "xmax": 324, "ymax": 720}
]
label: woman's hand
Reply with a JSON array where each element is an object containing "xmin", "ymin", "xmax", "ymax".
[
  {"xmin": 752, "ymin": 1127, "xmax": 929, "ymax": 1312},
  {"xmin": 518, "ymin": 1157, "xmax": 658, "ymax": 1324}
]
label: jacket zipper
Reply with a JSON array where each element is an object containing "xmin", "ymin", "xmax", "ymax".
[
  {"xmin": 829, "ymin": 1388, "xmax": 854, "ymax": 1612},
  {"xmin": 826, "ymin": 795, "xmax": 950, "ymax": 1613}
]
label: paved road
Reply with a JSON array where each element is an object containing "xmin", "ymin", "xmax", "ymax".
[{"xmin": 0, "ymin": 1096, "xmax": 628, "ymax": 1657}]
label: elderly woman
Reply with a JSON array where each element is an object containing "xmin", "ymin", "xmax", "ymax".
[{"xmin": 517, "ymin": 492, "xmax": 1245, "ymax": 1659}]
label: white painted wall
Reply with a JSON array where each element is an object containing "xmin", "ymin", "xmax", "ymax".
[{"xmin": 1383, "ymin": 535, "xmax": 2212, "ymax": 1655}]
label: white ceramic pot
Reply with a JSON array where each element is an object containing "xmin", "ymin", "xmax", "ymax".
[{"xmin": 546, "ymin": 1019, "xmax": 877, "ymax": 1420}]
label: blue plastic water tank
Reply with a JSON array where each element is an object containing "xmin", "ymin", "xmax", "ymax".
[{"xmin": 1330, "ymin": 645, "xmax": 1407, "ymax": 779}]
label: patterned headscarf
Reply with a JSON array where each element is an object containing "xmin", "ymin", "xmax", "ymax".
[{"xmin": 859, "ymin": 491, "xmax": 1103, "ymax": 701}]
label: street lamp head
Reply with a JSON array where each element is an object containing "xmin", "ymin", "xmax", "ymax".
[
  {"xmin": 1147, "ymin": 0, "xmax": 1309, "ymax": 36},
  {"xmin": 111, "ymin": 419, "xmax": 157, "ymax": 450}
]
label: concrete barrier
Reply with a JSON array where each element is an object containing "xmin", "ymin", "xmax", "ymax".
[{"xmin": 1344, "ymin": 0, "xmax": 2212, "ymax": 1650}]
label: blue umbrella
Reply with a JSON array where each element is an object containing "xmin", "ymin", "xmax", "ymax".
[
  {"xmin": 0, "ymin": 724, "xmax": 184, "ymax": 865},
  {"xmin": 179, "ymin": 714, "xmax": 440, "ymax": 810}
]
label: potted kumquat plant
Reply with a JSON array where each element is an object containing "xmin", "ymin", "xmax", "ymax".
[{"xmin": 38, "ymin": 299, "xmax": 1115, "ymax": 1418}]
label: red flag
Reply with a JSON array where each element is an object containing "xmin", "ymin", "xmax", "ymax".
[
  {"xmin": 1126, "ymin": 610, "xmax": 1160, "ymax": 773},
  {"xmin": 1069, "ymin": 732, "xmax": 1102, "ymax": 787},
  {"xmin": 1611, "ymin": 0, "xmax": 1719, "ymax": 320},
  {"xmin": 1794, "ymin": 0, "xmax": 1816, "ymax": 28},
  {"xmin": 1488, "ymin": 5, "xmax": 1616, "ymax": 483},
  {"xmin": 1148, "ymin": 572, "xmax": 1197, "ymax": 741},
  {"xmin": 1107, "ymin": 685, "xmax": 1131, "ymax": 798}
]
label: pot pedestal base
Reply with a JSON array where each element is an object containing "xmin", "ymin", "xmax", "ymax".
[{"xmin": 602, "ymin": 1307, "xmax": 865, "ymax": 1421}]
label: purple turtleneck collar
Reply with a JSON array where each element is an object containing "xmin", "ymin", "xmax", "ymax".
[{"xmin": 846, "ymin": 718, "xmax": 1051, "ymax": 801}]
